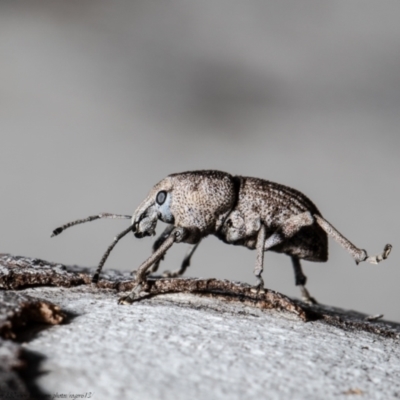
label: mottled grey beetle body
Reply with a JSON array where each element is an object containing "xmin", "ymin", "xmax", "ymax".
[
  {"xmin": 216, "ymin": 176, "xmax": 328, "ymax": 262},
  {"xmin": 52, "ymin": 170, "xmax": 392, "ymax": 304}
]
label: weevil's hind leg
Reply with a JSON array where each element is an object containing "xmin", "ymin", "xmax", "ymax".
[
  {"xmin": 314, "ymin": 215, "xmax": 392, "ymax": 265},
  {"xmin": 251, "ymin": 224, "xmax": 267, "ymax": 294},
  {"xmin": 51, "ymin": 213, "xmax": 131, "ymax": 237},
  {"xmin": 163, "ymin": 242, "xmax": 200, "ymax": 278},
  {"xmin": 148, "ymin": 225, "xmax": 175, "ymax": 275},
  {"xmin": 291, "ymin": 257, "xmax": 317, "ymax": 304}
]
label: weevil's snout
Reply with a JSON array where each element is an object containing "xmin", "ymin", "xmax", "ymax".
[
  {"xmin": 132, "ymin": 205, "xmax": 158, "ymax": 238},
  {"xmin": 134, "ymin": 230, "xmax": 150, "ymax": 239},
  {"xmin": 133, "ymin": 218, "xmax": 155, "ymax": 238}
]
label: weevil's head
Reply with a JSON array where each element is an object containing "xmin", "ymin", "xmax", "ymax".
[
  {"xmin": 131, "ymin": 177, "xmax": 174, "ymax": 238},
  {"xmin": 132, "ymin": 171, "xmax": 238, "ymax": 239}
]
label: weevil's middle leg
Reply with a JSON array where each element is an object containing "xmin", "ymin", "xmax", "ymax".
[
  {"xmin": 253, "ymin": 212, "xmax": 315, "ymax": 298},
  {"xmin": 148, "ymin": 225, "xmax": 175, "ymax": 274},
  {"xmin": 291, "ymin": 257, "xmax": 317, "ymax": 304},
  {"xmin": 163, "ymin": 242, "xmax": 200, "ymax": 278},
  {"xmin": 314, "ymin": 215, "xmax": 392, "ymax": 265},
  {"xmin": 251, "ymin": 224, "xmax": 267, "ymax": 294}
]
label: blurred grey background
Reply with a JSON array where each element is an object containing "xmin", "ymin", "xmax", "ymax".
[{"xmin": 1, "ymin": 1, "xmax": 399, "ymax": 321}]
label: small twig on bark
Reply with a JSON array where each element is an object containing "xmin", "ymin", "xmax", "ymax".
[
  {"xmin": 127, "ymin": 278, "xmax": 319, "ymax": 321},
  {"xmin": 0, "ymin": 253, "xmax": 316, "ymax": 321}
]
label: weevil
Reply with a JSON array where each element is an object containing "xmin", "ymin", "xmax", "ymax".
[{"xmin": 52, "ymin": 170, "xmax": 392, "ymax": 304}]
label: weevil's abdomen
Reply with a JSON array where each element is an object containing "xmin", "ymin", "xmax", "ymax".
[
  {"xmin": 236, "ymin": 177, "xmax": 321, "ymax": 226},
  {"xmin": 273, "ymin": 224, "xmax": 328, "ymax": 262},
  {"xmin": 231, "ymin": 177, "xmax": 329, "ymax": 262}
]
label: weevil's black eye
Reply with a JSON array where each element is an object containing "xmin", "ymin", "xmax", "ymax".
[{"xmin": 156, "ymin": 190, "xmax": 167, "ymax": 205}]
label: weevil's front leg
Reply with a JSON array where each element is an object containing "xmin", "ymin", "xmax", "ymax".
[
  {"xmin": 291, "ymin": 257, "xmax": 317, "ymax": 304},
  {"xmin": 251, "ymin": 224, "xmax": 267, "ymax": 294},
  {"xmin": 118, "ymin": 227, "xmax": 187, "ymax": 304},
  {"xmin": 314, "ymin": 215, "xmax": 392, "ymax": 265},
  {"xmin": 149, "ymin": 225, "xmax": 200, "ymax": 277},
  {"xmin": 148, "ymin": 225, "xmax": 175, "ymax": 275},
  {"xmin": 163, "ymin": 242, "xmax": 201, "ymax": 278}
]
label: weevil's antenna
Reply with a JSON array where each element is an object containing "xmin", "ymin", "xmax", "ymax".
[
  {"xmin": 92, "ymin": 225, "xmax": 134, "ymax": 284},
  {"xmin": 51, "ymin": 213, "xmax": 132, "ymax": 237}
]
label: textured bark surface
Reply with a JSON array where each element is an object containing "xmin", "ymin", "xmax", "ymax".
[
  {"xmin": 1, "ymin": 254, "xmax": 399, "ymax": 400},
  {"xmin": 1, "ymin": 253, "xmax": 399, "ymax": 337}
]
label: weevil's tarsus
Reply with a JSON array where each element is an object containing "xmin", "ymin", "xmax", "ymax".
[
  {"xmin": 118, "ymin": 283, "xmax": 144, "ymax": 305},
  {"xmin": 51, "ymin": 213, "xmax": 131, "ymax": 237},
  {"xmin": 314, "ymin": 215, "xmax": 392, "ymax": 265},
  {"xmin": 92, "ymin": 225, "xmax": 133, "ymax": 283},
  {"xmin": 299, "ymin": 285, "xmax": 318, "ymax": 305},
  {"xmin": 365, "ymin": 244, "xmax": 392, "ymax": 264}
]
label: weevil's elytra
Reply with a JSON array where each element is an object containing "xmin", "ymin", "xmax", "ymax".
[{"xmin": 51, "ymin": 170, "xmax": 392, "ymax": 304}]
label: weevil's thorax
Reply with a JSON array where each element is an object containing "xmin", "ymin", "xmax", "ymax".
[
  {"xmin": 168, "ymin": 171, "xmax": 237, "ymax": 237},
  {"xmin": 132, "ymin": 171, "xmax": 239, "ymax": 241}
]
